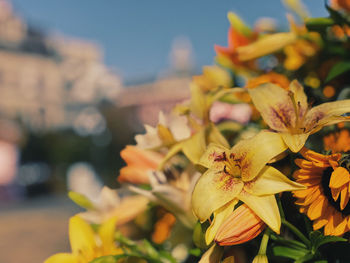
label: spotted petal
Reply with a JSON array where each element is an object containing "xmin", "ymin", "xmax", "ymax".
[
  {"xmin": 244, "ymin": 166, "xmax": 305, "ymax": 196},
  {"xmin": 198, "ymin": 143, "xmax": 231, "ymax": 171},
  {"xmin": 238, "ymin": 193, "xmax": 280, "ymax": 233},
  {"xmin": 232, "ymin": 130, "xmax": 287, "ymax": 181},
  {"xmin": 305, "ymin": 100, "xmax": 350, "ymax": 132},
  {"xmin": 205, "ymin": 199, "xmax": 238, "ymax": 245},
  {"xmin": 248, "ymin": 83, "xmax": 296, "ymax": 132},
  {"xmin": 192, "ymin": 169, "xmax": 244, "ymax": 222}
]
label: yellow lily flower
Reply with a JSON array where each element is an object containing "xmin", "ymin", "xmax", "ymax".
[
  {"xmin": 191, "ymin": 130, "xmax": 304, "ymax": 243},
  {"xmin": 192, "ymin": 65, "xmax": 232, "ymax": 93},
  {"xmin": 45, "ymin": 216, "xmax": 122, "ymax": 263},
  {"xmin": 237, "ymin": 32, "xmax": 297, "ymax": 61},
  {"xmin": 248, "ymin": 80, "xmax": 350, "ymax": 152}
]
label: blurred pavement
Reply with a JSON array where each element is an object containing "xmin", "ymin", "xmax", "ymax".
[{"xmin": 0, "ymin": 196, "xmax": 81, "ymax": 263}]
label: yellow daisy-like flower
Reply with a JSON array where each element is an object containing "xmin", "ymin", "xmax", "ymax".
[
  {"xmin": 45, "ymin": 216, "xmax": 122, "ymax": 263},
  {"xmin": 191, "ymin": 130, "xmax": 305, "ymax": 244},
  {"xmin": 293, "ymin": 147, "xmax": 350, "ymax": 236},
  {"xmin": 248, "ymin": 80, "xmax": 350, "ymax": 152}
]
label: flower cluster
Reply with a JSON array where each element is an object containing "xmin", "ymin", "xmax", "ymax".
[{"xmin": 46, "ymin": 1, "xmax": 350, "ymax": 262}]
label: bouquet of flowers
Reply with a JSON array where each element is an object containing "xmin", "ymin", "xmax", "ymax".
[{"xmin": 45, "ymin": 1, "xmax": 350, "ymax": 262}]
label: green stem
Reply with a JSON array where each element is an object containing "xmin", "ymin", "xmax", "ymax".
[
  {"xmin": 258, "ymin": 228, "xmax": 271, "ymax": 255},
  {"xmin": 276, "ymin": 194, "xmax": 285, "ymax": 220},
  {"xmin": 282, "ymin": 219, "xmax": 311, "ymax": 247}
]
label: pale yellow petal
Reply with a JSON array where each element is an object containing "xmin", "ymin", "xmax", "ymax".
[
  {"xmin": 305, "ymin": 100, "xmax": 350, "ymax": 131},
  {"xmin": 248, "ymin": 83, "xmax": 295, "ymax": 132},
  {"xmin": 182, "ymin": 129, "xmax": 207, "ymax": 164},
  {"xmin": 198, "ymin": 244, "xmax": 224, "ymax": 263},
  {"xmin": 198, "ymin": 143, "xmax": 230, "ymax": 170},
  {"xmin": 238, "ymin": 193, "xmax": 281, "ymax": 233},
  {"xmin": 205, "ymin": 199, "xmax": 238, "ymax": 245},
  {"xmin": 280, "ymin": 132, "xmax": 309, "ymax": 153},
  {"xmin": 244, "ymin": 166, "xmax": 305, "ymax": 196},
  {"xmin": 44, "ymin": 253, "xmax": 78, "ymax": 263},
  {"xmin": 192, "ymin": 169, "xmax": 244, "ymax": 222},
  {"xmin": 232, "ymin": 130, "xmax": 287, "ymax": 181},
  {"xmin": 289, "ymin": 80, "xmax": 308, "ymax": 118},
  {"xmin": 237, "ymin": 32, "xmax": 296, "ymax": 61},
  {"xmin": 69, "ymin": 215, "xmax": 96, "ymax": 255},
  {"xmin": 190, "ymin": 82, "xmax": 207, "ymax": 120}
]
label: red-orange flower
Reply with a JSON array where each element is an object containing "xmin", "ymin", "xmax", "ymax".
[
  {"xmin": 215, "ymin": 204, "xmax": 266, "ymax": 245},
  {"xmin": 215, "ymin": 27, "xmax": 256, "ymax": 68},
  {"xmin": 119, "ymin": 145, "xmax": 163, "ymax": 184},
  {"xmin": 323, "ymin": 128, "xmax": 350, "ymax": 153}
]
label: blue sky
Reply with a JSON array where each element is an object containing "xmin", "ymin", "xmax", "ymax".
[{"xmin": 11, "ymin": 0, "xmax": 327, "ymax": 82}]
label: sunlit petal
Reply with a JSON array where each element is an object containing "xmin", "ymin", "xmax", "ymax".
[
  {"xmin": 192, "ymin": 169, "xmax": 244, "ymax": 222},
  {"xmin": 198, "ymin": 244, "xmax": 224, "ymax": 263},
  {"xmin": 289, "ymin": 80, "xmax": 308, "ymax": 118},
  {"xmin": 280, "ymin": 132, "xmax": 309, "ymax": 153},
  {"xmin": 98, "ymin": 216, "xmax": 118, "ymax": 251},
  {"xmin": 198, "ymin": 143, "xmax": 230, "ymax": 170},
  {"xmin": 232, "ymin": 130, "xmax": 287, "ymax": 181},
  {"xmin": 237, "ymin": 32, "xmax": 296, "ymax": 60},
  {"xmin": 44, "ymin": 253, "xmax": 78, "ymax": 263},
  {"xmin": 244, "ymin": 166, "xmax": 305, "ymax": 196},
  {"xmin": 305, "ymin": 100, "xmax": 350, "ymax": 131},
  {"xmin": 69, "ymin": 215, "xmax": 96, "ymax": 255},
  {"xmin": 238, "ymin": 193, "xmax": 281, "ymax": 233},
  {"xmin": 205, "ymin": 199, "xmax": 237, "ymax": 245},
  {"xmin": 248, "ymin": 83, "xmax": 295, "ymax": 132}
]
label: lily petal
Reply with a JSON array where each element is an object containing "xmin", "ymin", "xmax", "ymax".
[
  {"xmin": 98, "ymin": 216, "xmax": 118, "ymax": 251},
  {"xmin": 244, "ymin": 166, "xmax": 305, "ymax": 196},
  {"xmin": 289, "ymin": 80, "xmax": 308, "ymax": 118},
  {"xmin": 232, "ymin": 130, "xmax": 287, "ymax": 181},
  {"xmin": 305, "ymin": 100, "xmax": 350, "ymax": 131},
  {"xmin": 69, "ymin": 215, "xmax": 96, "ymax": 255},
  {"xmin": 192, "ymin": 169, "xmax": 244, "ymax": 222},
  {"xmin": 238, "ymin": 193, "xmax": 281, "ymax": 233},
  {"xmin": 44, "ymin": 253, "xmax": 78, "ymax": 263},
  {"xmin": 237, "ymin": 32, "xmax": 296, "ymax": 61},
  {"xmin": 205, "ymin": 199, "xmax": 238, "ymax": 245},
  {"xmin": 248, "ymin": 83, "xmax": 295, "ymax": 132},
  {"xmin": 198, "ymin": 244, "xmax": 224, "ymax": 263},
  {"xmin": 198, "ymin": 143, "xmax": 231, "ymax": 170},
  {"xmin": 280, "ymin": 132, "xmax": 309, "ymax": 153}
]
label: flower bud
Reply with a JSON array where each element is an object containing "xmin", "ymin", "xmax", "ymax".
[{"xmin": 215, "ymin": 204, "xmax": 265, "ymax": 245}]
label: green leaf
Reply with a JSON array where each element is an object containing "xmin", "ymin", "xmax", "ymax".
[
  {"xmin": 68, "ymin": 191, "xmax": 95, "ymax": 210},
  {"xmin": 193, "ymin": 221, "xmax": 208, "ymax": 249},
  {"xmin": 189, "ymin": 248, "xmax": 201, "ymax": 257},
  {"xmin": 138, "ymin": 240, "xmax": 159, "ymax": 260},
  {"xmin": 325, "ymin": 61, "xmax": 350, "ymax": 83},
  {"xmin": 313, "ymin": 235, "xmax": 347, "ymax": 251},
  {"xmin": 272, "ymin": 246, "xmax": 309, "ymax": 260},
  {"xmin": 90, "ymin": 255, "xmax": 126, "ymax": 263},
  {"xmin": 305, "ymin": 17, "xmax": 334, "ymax": 31}
]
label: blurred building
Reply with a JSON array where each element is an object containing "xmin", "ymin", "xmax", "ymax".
[
  {"xmin": 115, "ymin": 36, "xmax": 194, "ymax": 126},
  {"xmin": 0, "ymin": 0, "xmax": 122, "ymax": 132}
]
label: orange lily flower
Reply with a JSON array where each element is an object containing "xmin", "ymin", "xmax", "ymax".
[{"xmin": 119, "ymin": 145, "xmax": 163, "ymax": 184}]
